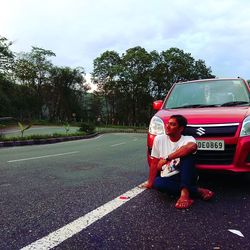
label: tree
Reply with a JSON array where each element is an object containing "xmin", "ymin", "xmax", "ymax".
[
  {"xmin": 0, "ymin": 36, "xmax": 14, "ymax": 76},
  {"xmin": 161, "ymin": 47, "xmax": 195, "ymax": 85},
  {"xmin": 192, "ymin": 59, "xmax": 215, "ymax": 79},
  {"xmin": 119, "ymin": 46, "xmax": 152, "ymax": 125},
  {"xmin": 14, "ymin": 57, "xmax": 36, "ymax": 85},
  {"xmin": 149, "ymin": 48, "xmax": 213, "ymax": 100},
  {"xmin": 14, "ymin": 84, "xmax": 39, "ymax": 120},
  {"xmin": 92, "ymin": 51, "xmax": 121, "ymax": 124},
  {"xmin": 92, "ymin": 46, "xmax": 215, "ymax": 126},
  {"xmin": 93, "ymin": 47, "xmax": 153, "ymax": 125},
  {"xmin": 14, "ymin": 47, "xmax": 56, "ymax": 118},
  {"xmin": 0, "ymin": 37, "xmax": 21, "ymax": 118},
  {"xmin": 159, "ymin": 47, "xmax": 215, "ymax": 95},
  {"xmin": 45, "ymin": 66, "xmax": 88, "ymax": 121},
  {"xmin": 0, "ymin": 74, "xmax": 13, "ymax": 116},
  {"xmin": 88, "ymin": 91, "xmax": 104, "ymax": 124},
  {"xmin": 149, "ymin": 50, "xmax": 169, "ymax": 100}
]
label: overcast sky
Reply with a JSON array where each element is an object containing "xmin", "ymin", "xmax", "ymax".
[{"xmin": 1, "ymin": 0, "xmax": 250, "ymax": 80}]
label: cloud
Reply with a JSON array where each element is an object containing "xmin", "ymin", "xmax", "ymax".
[{"xmin": 1, "ymin": 0, "xmax": 250, "ymax": 79}]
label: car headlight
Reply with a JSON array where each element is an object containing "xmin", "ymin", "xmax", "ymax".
[
  {"xmin": 240, "ymin": 116, "xmax": 250, "ymax": 137},
  {"xmin": 149, "ymin": 116, "xmax": 165, "ymax": 135}
]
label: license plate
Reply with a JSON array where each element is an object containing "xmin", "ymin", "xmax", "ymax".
[{"xmin": 197, "ymin": 140, "xmax": 225, "ymax": 151}]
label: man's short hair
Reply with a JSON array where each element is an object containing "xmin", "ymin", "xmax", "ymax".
[{"xmin": 170, "ymin": 114, "xmax": 187, "ymax": 128}]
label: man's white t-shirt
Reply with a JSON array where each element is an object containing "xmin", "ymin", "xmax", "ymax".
[{"xmin": 151, "ymin": 134, "xmax": 196, "ymax": 159}]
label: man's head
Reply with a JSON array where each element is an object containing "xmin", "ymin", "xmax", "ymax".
[
  {"xmin": 165, "ymin": 114, "xmax": 187, "ymax": 139},
  {"xmin": 170, "ymin": 114, "xmax": 187, "ymax": 128}
]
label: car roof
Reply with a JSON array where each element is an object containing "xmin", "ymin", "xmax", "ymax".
[{"xmin": 176, "ymin": 78, "xmax": 244, "ymax": 85}]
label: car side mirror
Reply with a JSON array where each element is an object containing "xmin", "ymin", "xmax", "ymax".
[{"xmin": 153, "ymin": 100, "xmax": 163, "ymax": 110}]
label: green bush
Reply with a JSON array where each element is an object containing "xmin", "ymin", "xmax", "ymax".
[
  {"xmin": 79, "ymin": 122, "xmax": 95, "ymax": 134},
  {"xmin": 0, "ymin": 131, "xmax": 86, "ymax": 142}
]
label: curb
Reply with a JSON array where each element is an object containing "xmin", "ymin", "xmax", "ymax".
[{"xmin": 0, "ymin": 133, "xmax": 99, "ymax": 148}]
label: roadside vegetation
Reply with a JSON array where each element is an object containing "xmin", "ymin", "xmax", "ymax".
[
  {"xmin": 1, "ymin": 35, "xmax": 216, "ymax": 131},
  {"xmin": 0, "ymin": 119, "xmax": 147, "ymax": 142}
]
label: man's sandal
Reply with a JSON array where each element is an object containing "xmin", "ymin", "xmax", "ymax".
[
  {"xmin": 175, "ymin": 198, "xmax": 194, "ymax": 209},
  {"xmin": 199, "ymin": 189, "xmax": 214, "ymax": 201}
]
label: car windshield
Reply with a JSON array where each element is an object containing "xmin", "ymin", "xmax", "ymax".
[{"xmin": 164, "ymin": 79, "xmax": 250, "ymax": 109}]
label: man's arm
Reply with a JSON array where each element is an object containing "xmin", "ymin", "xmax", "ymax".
[
  {"xmin": 144, "ymin": 157, "xmax": 160, "ymax": 188},
  {"xmin": 157, "ymin": 142, "xmax": 197, "ymax": 169},
  {"xmin": 168, "ymin": 142, "xmax": 197, "ymax": 160}
]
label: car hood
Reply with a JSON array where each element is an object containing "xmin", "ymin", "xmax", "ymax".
[{"xmin": 156, "ymin": 106, "xmax": 250, "ymax": 124}]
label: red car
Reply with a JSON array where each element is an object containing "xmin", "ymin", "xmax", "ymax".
[{"xmin": 147, "ymin": 78, "xmax": 250, "ymax": 172}]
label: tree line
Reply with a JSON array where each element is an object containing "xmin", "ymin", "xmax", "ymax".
[
  {"xmin": 0, "ymin": 35, "xmax": 215, "ymax": 126},
  {"xmin": 92, "ymin": 47, "xmax": 215, "ymax": 126}
]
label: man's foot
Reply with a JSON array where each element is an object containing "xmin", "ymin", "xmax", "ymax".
[
  {"xmin": 139, "ymin": 181, "xmax": 153, "ymax": 189},
  {"xmin": 198, "ymin": 188, "xmax": 214, "ymax": 200},
  {"xmin": 175, "ymin": 188, "xmax": 193, "ymax": 209},
  {"xmin": 175, "ymin": 197, "xmax": 194, "ymax": 209}
]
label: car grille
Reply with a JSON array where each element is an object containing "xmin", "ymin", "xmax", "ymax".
[
  {"xmin": 196, "ymin": 144, "xmax": 236, "ymax": 165},
  {"xmin": 184, "ymin": 124, "xmax": 239, "ymax": 137},
  {"xmin": 183, "ymin": 123, "xmax": 238, "ymax": 165}
]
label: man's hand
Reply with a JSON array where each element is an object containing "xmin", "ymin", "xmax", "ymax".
[{"xmin": 157, "ymin": 158, "xmax": 167, "ymax": 171}]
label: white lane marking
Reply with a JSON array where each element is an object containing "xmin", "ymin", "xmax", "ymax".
[
  {"xmin": 7, "ymin": 151, "xmax": 79, "ymax": 163},
  {"xmin": 21, "ymin": 182, "xmax": 147, "ymax": 250},
  {"xmin": 110, "ymin": 142, "xmax": 126, "ymax": 147}
]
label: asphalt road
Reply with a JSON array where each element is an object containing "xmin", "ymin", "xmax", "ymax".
[{"xmin": 0, "ymin": 133, "xmax": 250, "ymax": 249}]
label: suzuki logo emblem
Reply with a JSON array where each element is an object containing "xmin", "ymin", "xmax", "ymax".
[{"xmin": 196, "ymin": 127, "xmax": 206, "ymax": 136}]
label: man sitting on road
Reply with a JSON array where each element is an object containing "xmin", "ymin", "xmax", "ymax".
[{"xmin": 143, "ymin": 114, "xmax": 214, "ymax": 209}]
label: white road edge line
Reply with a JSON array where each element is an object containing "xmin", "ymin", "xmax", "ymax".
[
  {"xmin": 20, "ymin": 182, "xmax": 147, "ymax": 250},
  {"xmin": 85, "ymin": 134, "xmax": 104, "ymax": 140},
  {"xmin": 61, "ymin": 134, "xmax": 104, "ymax": 144},
  {"xmin": 7, "ymin": 151, "xmax": 79, "ymax": 163},
  {"xmin": 110, "ymin": 142, "xmax": 126, "ymax": 147},
  {"xmin": 65, "ymin": 134, "xmax": 104, "ymax": 142}
]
